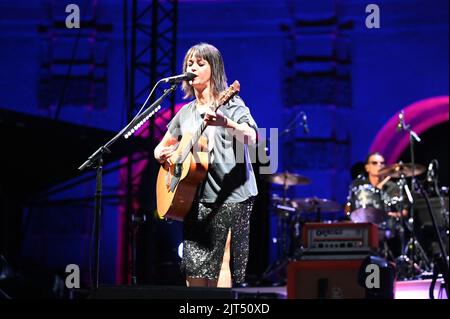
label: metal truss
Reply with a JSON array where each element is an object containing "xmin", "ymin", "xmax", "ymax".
[
  {"xmin": 128, "ymin": 0, "xmax": 178, "ymax": 138},
  {"xmin": 124, "ymin": 0, "xmax": 178, "ymax": 284}
]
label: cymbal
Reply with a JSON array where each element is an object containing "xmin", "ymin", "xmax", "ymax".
[
  {"xmin": 350, "ymin": 208, "xmax": 386, "ymax": 224},
  {"xmin": 377, "ymin": 163, "xmax": 426, "ymax": 178},
  {"xmin": 265, "ymin": 172, "xmax": 311, "ymax": 186},
  {"xmin": 290, "ymin": 197, "xmax": 341, "ymax": 212}
]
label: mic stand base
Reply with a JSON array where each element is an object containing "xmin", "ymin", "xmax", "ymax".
[{"xmin": 130, "ymin": 213, "xmax": 146, "ymax": 285}]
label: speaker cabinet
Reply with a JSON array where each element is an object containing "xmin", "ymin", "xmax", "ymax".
[{"xmin": 287, "ymin": 260, "xmax": 366, "ymax": 299}]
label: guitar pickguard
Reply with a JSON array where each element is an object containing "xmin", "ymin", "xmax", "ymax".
[{"xmin": 169, "ymin": 163, "xmax": 183, "ymax": 192}]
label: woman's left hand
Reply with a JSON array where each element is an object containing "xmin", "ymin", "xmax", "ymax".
[{"xmin": 204, "ymin": 108, "xmax": 228, "ymax": 127}]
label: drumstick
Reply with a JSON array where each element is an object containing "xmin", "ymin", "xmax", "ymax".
[{"xmin": 376, "ymin": 175, "xmax": 391, "ymax": 189}]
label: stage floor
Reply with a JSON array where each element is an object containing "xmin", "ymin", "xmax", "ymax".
[
  {"xmin": 233, "ymin": 278, "xmax": 448, "ymax": 299},
  {"xmin": 394, "ymin": 278, "xmax": 447, "ymax": 299}
]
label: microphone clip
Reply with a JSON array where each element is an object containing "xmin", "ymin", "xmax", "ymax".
[{"xmin": 397, "ymin": 110, "xmax": 421, "ymax": 142}]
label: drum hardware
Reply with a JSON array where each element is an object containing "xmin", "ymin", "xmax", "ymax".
[
  {"xmin": 262, "ymin": 171, "xmax": 319, "ymax": 285},
  {"xmin": 260, "ymin": 191, "xmax": 344, "ymax": 285},
  {"xmin": 259, "ymin": 112, "xmax": 310, "ymax": 285},
  {"xmin": 265, "ymin": 171, "xmax": 311, "ymax": 204},
  {"xmin": 396, "ymin": 236, "xmax": 432, "ymax": 279},
  {"xmin": 395, "ymin": 111, "xmax": 431, "ymax": 281},
  {"xmin": 393, "ymin": 170, "xmax": 435, "ymax": 279},
  {"xmin": 406, "ymin": 175, "xmax": 448, "ymax": 295},
  {"xmin": 275, "ymin": 203, "xmax": 296, "ymax": 214},
  {"xmin": 290, "ymin": 197, "xmax": 341, "ymax": 213},
  {"xmin": 261, "ymin": 172, "xmax": 311, "ymax": 285},
  {"xmin": 266, "ymin": 171, "xmax": 311, "ymax": 255},
  {"xmin": 346, "ymin": 164, "xmax": 431, "ymax": 278},
  {"xmin": 265, "ymin": 172, "xmax": 311, "ymax": 187},
  {"xmin": 290, "ymin": 197, "xmax": 341, "ymax": 222}
]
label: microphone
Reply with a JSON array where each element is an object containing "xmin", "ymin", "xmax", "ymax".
[
  {"xmin": 161, "ymin": 72, "xmax": 197, "ymax": 83},
  {"xmin": 301, "ymin": 112, "xmax": 309, "ymax": 134},
  {"xmin": 396, "ymin": 110, "xmax": 405, "ymax": 132}
]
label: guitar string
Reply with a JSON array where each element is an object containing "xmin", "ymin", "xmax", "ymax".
[{"xmin": 177, "ymin": 86, "xmax": 237, "ymax": 164}]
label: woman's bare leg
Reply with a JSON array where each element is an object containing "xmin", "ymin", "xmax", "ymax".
[{"xmin": 217, "ymin": 230, "xmax": 232, "ymax": 288}]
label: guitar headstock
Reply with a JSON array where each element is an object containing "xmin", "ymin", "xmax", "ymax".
[{"xmin": 215, "ymin": 80, "xmax": 240, "ymax": 110}]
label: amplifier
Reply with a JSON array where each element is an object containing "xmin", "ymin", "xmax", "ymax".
[
  {"xmin": 301, "ymin": 222, "xmax": 379, "ymax": 257},
  {"xmin": 287, "ymin": 260, "xmax": 366, "ymax": 299}
]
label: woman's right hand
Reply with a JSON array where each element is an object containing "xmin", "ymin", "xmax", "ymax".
[{"xmin": 154, "ymin": 145, "xmax": 176, "ymax": 164}]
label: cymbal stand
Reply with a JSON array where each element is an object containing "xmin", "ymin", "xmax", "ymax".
[
  {"xmin": 259, "ymin": 111, "xmax": 309, "ymax": 285},
  {"xmin": 259, "ymin": 186, "xmax": 292, "ymax": 286},
  {"xmin": 280, "ymin": 178, "xmax": 290, "ymax": 257},
  {"xmin": 281, "ymin": 173, "xmax": 289, "ymax": 204},
  {"xmin": 310, "ymin": 199, "xmax": 322, "ymax": 222},
  {"xmin": 396, "ymin": 173, "xmax": 432, "ymax": 278}
]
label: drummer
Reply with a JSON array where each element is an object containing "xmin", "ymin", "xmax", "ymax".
[
  {"xmin": 346, "ymin": 152, "xmax": 409, "ymax": 259},
  {"xmin": 347, "ymin": 152, "xmax": 408, "ymax": 219}
]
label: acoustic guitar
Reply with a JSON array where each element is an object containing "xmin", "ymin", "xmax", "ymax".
[{"xmin": 156, "ymin": 80, "xmax": 241, "ymax": 221}]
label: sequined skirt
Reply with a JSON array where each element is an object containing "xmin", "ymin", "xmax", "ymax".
[{"xmin": 181, "ymin": 197, "xmax": 254, "ymax": 284}]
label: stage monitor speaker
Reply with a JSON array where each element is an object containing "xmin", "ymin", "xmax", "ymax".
[
  {"xmin": 414, "ymin": 196, "xmax": 449, "ymax": 256},
  {"xmin": 287, "ymin": 260, "xmax": 366, "ymax": 299},
  {"xmin": 414, "ymin": 196, "xmax": 448, "ymax": 228},
  {"xmin": 88, "ymin": 285, "xmax": 235, "ymax": 299}
]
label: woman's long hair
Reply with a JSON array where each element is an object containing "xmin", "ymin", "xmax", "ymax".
[{"xmin": 181, "ymin": 43, "xmax": 228, "ymax": 99}]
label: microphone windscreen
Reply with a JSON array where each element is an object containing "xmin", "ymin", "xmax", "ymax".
[{"xmin": 185, "ymin": 72, "xmax": 197, "ymax": 81}]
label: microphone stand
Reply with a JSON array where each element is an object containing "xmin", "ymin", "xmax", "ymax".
[
  {"xmin": 398, "ymin": 112, "xmax": 422, "ymax": 279},
  {"xmin": 279, "ymin": 111, "xmax": 308, "ymax": 137},
  {"xmin": 77, "ymin": 82, "xmax": 178, "ymax": 290}
]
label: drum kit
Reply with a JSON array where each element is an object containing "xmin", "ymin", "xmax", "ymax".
[
  {"xmin": 347, "ymin": 163, "xmax": 426, "ymax": 224},
  {"xmin": 262, "ymin": 162, "xmax": 436, "ymax": 283},
  {"xmin": 260, "ymin": 171, "xmax": 343, "ymax": 284},
  {"xmin": 266, "ymin": 172, "xmax": 342, "ymax": 221},
  {"xmin": 345, "ymin": 163, "xmax": 433, "ymax": 273}
]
